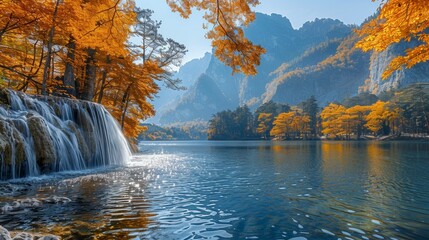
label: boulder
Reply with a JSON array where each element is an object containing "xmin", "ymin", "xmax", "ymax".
[
  {"xmin": 27, "ymin": 116, "xmax": 56, "ymax": 173},
  {"xmin": 0, "ymin": 226, "xmax": 11, "ymax": 240},
  {"xmin": 0, "ymin": 120, "xmax": 27, "ymax": 179},
  {"xmin": 36, "ymin": 235, "xmax": 61, "ymax": 240},
  {"xmin": 11, "ymin": 232, "xmax": 32, "ymax": 240}
]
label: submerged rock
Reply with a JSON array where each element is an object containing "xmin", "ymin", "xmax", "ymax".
[
  {"xmin": 41, "ymin": 196, "xmax": 71, "ymax": 204},
  {"xmin": 0, "ymin": 226, "xmax": 11, "ymax": 240},
  {"xmin": 0, "ymin": 226, "xmax": 61, "ymax": 240},
  {"xmin": 11, "ymin": 232, "xmax": 32, "ymax": 240},
  {"xmin": 0, "ymin": 183, "xmax": 33, "ymax": 196},
  {"xmin": 2, "ymin": 196, "xmax": 70, "ymax": 213},
  {"xmin": 35, "ymin": 235, "xmax": 60, "ymax": 240}
]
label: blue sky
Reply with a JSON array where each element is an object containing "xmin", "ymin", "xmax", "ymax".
[{"xmin": 137, "ymin": 1, "xmax": 380, "ymax": 64}]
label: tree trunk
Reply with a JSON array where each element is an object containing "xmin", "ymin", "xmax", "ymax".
[
  {"xmin": 97, "ymin": 56, "xmax": 111, "ymax": 103},
  {"xmin": 63, "ymin": 38, "xmax": 76, "ymax": 97},
  {"xmin": 120, "ymin": 84, "xmax": 132, "ymax": 129},
  {"xmin": 42, "ymin": 0, "xmax": 60, "ymax": 95},
  {"xmin": 82, "ymin": 48, "xmax": 96, "ymax": 101}
]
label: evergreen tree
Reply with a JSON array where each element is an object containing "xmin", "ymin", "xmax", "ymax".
[{"xmin": 299, "ymin": 96, "xmax": 319, "ymax": 137}]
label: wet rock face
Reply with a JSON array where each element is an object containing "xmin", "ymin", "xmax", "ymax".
[
  {"xmin": 65, "ymin": 121, "xmax": 90, "ymax": 161},
  {"xmin": 0, "ymin": 121, "xmax": 26, "ymax": 179},
  {"xmin": 0, "ymin": 89, "xmax": 131, "ymax": 180},
  {"xmin": 27, "ymin": 116, "xmax": 56, "ymax": 173}
]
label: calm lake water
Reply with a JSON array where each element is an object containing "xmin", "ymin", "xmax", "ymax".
[{"xmin": 1, "ymin": 141, "xmax": 429, "ymax": 239}]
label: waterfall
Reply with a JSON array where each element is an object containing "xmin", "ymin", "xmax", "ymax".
[{"xmin": 0, "ymin": 89, "xmax": 131, "ymax": 180}]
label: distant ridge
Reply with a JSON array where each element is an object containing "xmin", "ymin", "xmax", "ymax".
[{"xmin": 152, "ymin": 12, "xmax": 429, "ymax": 125}]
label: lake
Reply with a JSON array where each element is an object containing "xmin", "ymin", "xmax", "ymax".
[{"xmin": 1, "ymin": 141, "xmax": 429, "ymax": 239}]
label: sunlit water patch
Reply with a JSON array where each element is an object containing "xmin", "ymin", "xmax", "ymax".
[{"xmin": 1, "ymin": 141, "xmax": 429, "ymax": 239}]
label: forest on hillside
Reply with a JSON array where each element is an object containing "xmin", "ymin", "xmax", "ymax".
[{"xmin": 207, "ymin": 85, "xmax": 429, "ymax": 140}]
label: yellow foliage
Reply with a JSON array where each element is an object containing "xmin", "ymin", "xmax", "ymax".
[
  {"xmin": 256, "ymin": 113, "xmax": 272, "ymax": 138},
  {"xmin": 167, "ymin": 0, "xmax": 265, "ymax": 75},
  {"xmin": 356, "ymin": 0, "xmax": 429, "ymax": 78},
  {"xmin": 320, "ymin": 103, "xmax": 347, "ymax": 137},
  {"xmin": 365, "ymin": 100, "xmax": 400, "ymax": 135},
  {"xmin": 270, "ymin": 112, "xmax": 310, "ymax": 139}
]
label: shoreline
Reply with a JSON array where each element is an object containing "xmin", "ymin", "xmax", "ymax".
[
  {"xmin": 0, "ymin": 225, "xmax": 60, "ymax": 240},
  {"xmin": 139, "ymin": 135, "xmax": 429, "ymax": 142}
]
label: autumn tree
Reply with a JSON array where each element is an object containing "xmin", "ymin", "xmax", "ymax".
[
  {"xmin": 114, "ymin": 8, "xmax": 186, "ymax": 129},
  {"xmin": 254, "ymin": 101, "xmax": 290, "ymax": 136},
  {"xmin": 167, "ymin": 0, "xmax": 265, "ymax": 75},
  {"xmin": 0, "ymin": 0, "xmax": 53, "ymax": 91},
  {"xmin": 343, "ymin": 105, "xmax": 371, "ymax": 138},
  {"xmin": 365, "ymin": 101, "xmax": 398, "ymax": 136},
  {"xmin": 357, "ymin": 0, "xmax": 429, "ymax": 79},
  {"xmin": 320, "ymin": 103, "xmax": 347, "ymax": 139},
  {"xmin": 270, "ymin": 112, "xmax": 310, "ymax": 140},
  {"xmin": 256, "ymin": 113, "xmax": 272, "ymax": 139}
]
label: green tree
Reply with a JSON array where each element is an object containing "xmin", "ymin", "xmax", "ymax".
[
  {"xmin": 234, "ymin": 105, "xmax": 254, "ymax": 139},
  {"xmin": 390, "ymin": 85, "xmax": 429, "ymax": 134},
  {"xmin": 298, "ymin": 96, "xmax": 319, "ymax": 137}
]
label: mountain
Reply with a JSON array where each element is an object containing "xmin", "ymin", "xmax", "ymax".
[
  {"xmin": 264, "ymin": 33, "xmax": 371, "ymax": 105},
  {"xmin": 237, "ymin": 15, "xmax": 352, "ymax": 106},
  {"xmin": 148, "ymin": 52, "xmax": 211, "ymax": 123},
  {"xmin": 158, "ymin": 13, "xmax": 354, "ymax": 124},
  {"xmin": 156, "ymin": 13, "xmax": 429, "ymax": 125},
  {"xmin": 159, "ymin": 74, "xmax": 234, "ymax": 123}
]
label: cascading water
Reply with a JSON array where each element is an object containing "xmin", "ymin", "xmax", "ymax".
[{"xmin": 0, "ymin": 89, "xmax": 131, "ymax": 180}]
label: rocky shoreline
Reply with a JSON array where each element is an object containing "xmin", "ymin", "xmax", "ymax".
[{"xmin": 0, "ymin": 226, "xmax": 60, "ymax": 240}]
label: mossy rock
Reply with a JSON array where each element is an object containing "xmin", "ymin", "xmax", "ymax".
[
  {"xmin": 0, "ymin": 88, "xmax": 10, "ymax": 106},
  {"xmin": 28, "ymin": 115, "xmax": 56, "ymax": 173},
  {"xmin": 66, "ymin": 121, "xmax": 91, "ymax": 163},
  {"xmin": 0, "ymin": 120, "xmax": 26, "ymax": 165}
]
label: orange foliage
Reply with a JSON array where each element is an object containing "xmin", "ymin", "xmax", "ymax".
[
  {"xmin": 357, "ymin": 0, "xmax": 429, "ymax": 79},
  {"xmin": 167, "ymin": 0, "xmax": 265, "ymax": 75},
  {"xmin": 270, "ymin": 112, "xmax": 310, "ymax": 139}
]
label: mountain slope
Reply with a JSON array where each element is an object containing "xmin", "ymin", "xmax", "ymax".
[
  {"xmin": 158, "ymin": 13, "xmax": 353, "ymax": 124},
  {"xmin": 148, "ymin": 52, "xmax": 211, "ymax": 123},
  {"xmin": 157, "ymin": 13, "xmax": 429, "ymax": 125},
  {"xmin": 159, "ymin": 74, "xmax": 233, "ymax": 123},
  {"xmin": 264, "ymin": 34, "xmax": 371, "ymax": 105}
]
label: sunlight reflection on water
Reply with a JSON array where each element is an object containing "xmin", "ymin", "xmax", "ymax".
[{"xmin": 0, "ymin": 141, "xmax": 428, "ymax": 239}]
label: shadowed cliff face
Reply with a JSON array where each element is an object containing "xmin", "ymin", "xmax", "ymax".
[
  {"xmin": 0, "ymin": 89, "xmax": 131, "ymax": 180},
  {"xmin": 364, "ymin": 41, "xmax": 429, "ymax": 94}
]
